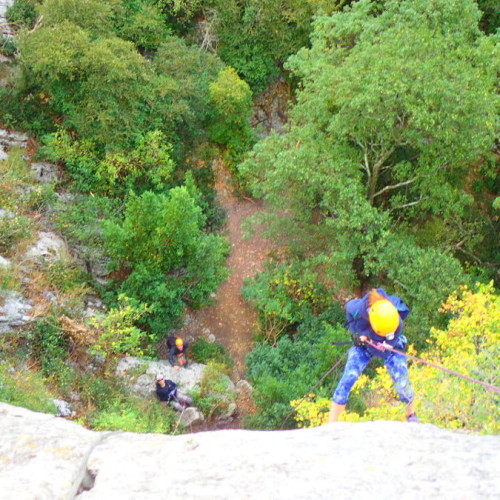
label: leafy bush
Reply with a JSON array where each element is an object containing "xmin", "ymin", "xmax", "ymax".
[
  {"xmin": 245, "ymin": 312, "xmax": 347, "ymax": 429},
  {"xmin": 90, "ymin": 295, "xmax": 153, "ymax": 359},
  {"xmin": 243, "ymin": 263, "xmax": 332, "ymax": 345},
  {"xmin": 208, "ymin": 67, "xmax": 255, "ymax": 163},
  {"xmin": 0, "ymin": 35, "xmax": 17, "ymax": 56},
  {"xmin": 89, "ymin": 399, "xmax": 178, "ymax": 433},
  {"xmin": 190, "ymin": 337, "xmax": 234, "ymax": 370},
  {"xmin": 25, "ymin": 317, "xmax": 70, "ymax": 379},
  {"xmin": 103, "ymin": 189, "xmax": 229, "ymax": 336},
  {"xmin": 190, "ymin": 362, "xmax": 235, "ymax": 422},
  {"xmin": 6, "ymin": 0, "xmax": 39, "ymax": 29}
]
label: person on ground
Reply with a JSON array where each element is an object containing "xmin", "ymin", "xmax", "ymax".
[
  {"xmin": 155, "ymin": 375, "xmax": 193, "ymax": 412},
  {"xmin": 329, "ymin": 288, "xmax": 419, "ymax": 423},
  {"xmin": 168, "ymin": 336, "xmax": 189, "ymax": 369}
]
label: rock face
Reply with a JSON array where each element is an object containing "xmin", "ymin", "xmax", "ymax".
[
  {"xmin": 1, "ymin": 402, "xmax": 499, "ymax": 500},
  {"xmin": 0, "ymin": 0, "xmax": 14, "ymax": 38},
  {"xmin": 0, "ymin": 290, "xmax": 33, "ymax": 333},
  {"xmin": 25, "ymin": 231, "xmax": 70, "ymax": 262}
]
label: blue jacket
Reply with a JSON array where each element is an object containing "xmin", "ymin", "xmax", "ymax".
[{"xmin": 345, "ymin": 288, "xmax": 410, "ymax": 358}]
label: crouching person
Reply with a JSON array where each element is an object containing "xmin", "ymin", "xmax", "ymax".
[{"xmin": 155, "ymin": 375, "xmax": 193, "ymax": 412}]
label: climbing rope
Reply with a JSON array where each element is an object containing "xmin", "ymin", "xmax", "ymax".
[
  {"xmin": 279, "ymin": 349, "xmax": 349, "ymax": 430},
  {"xmin": 280, "ymin": 336, "xmax": 499, "ymax": 430},
  {"xmin": 364, "ymin": 338, "xmax": 500, "ymax": 393}
]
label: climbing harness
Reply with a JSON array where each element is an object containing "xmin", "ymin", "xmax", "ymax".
[
  {"xmin": 280, "ymin": 349, "xmax": 349, "ymax": 429},
  {"xmin": 363, "ymin": 338, "xmax": 500, "ymax": 393}
]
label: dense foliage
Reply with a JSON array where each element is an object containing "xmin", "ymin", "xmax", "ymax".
[
  {"xmin": 0, "ymin": 0, "xmax": 498, "ymax": 435},
  {"xmin": 240, "ymin": 0, "xmax": 499, "ymax": 347}
]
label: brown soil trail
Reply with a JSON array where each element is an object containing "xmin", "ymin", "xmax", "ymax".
[{"xmin": 170, "ymin": 159, "xmax": 272, "ymax": 380}]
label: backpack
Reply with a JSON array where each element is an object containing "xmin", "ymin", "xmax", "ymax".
[{"xmin": 166, "ymin": 336, "xmax": 178, "ymax": 350}]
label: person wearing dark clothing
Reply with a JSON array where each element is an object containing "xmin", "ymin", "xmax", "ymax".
[
  {"xmin": 155, "ymin": 375, "xmax": 193, "ymax": 412},
  {"xmin": 167, "ymin": 337, "xmax": 189, "ymax": 369},
  {"xmin": 329, "ymin": 288, "xmax": 419, "ymax": 423}
]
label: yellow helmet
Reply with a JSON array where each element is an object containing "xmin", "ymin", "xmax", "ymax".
[
  {"xmin": 175, "ymin": 338, "xmax": 184, "ymax": 347},
  {"xmin": 368, "ymin": 300, "xmax": 399, "ymax": 336}
]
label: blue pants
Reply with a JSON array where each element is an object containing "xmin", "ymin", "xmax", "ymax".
[{"xmin": 333, "ymin": 346, "xmax": 414, "ymax": 405}]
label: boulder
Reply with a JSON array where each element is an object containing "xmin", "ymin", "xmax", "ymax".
[
  {"xmin": 0, "ymin": 403, "xmax": 101, "ymax": 500},
  {"xmin": 0, "ymin": 290, "xmax": 33, "ymax": 333},
  {"xmin": 53, "ymin": 399, "xmax": 76, "ymax": 418},
  {"xmin": 115, "ymin": 357, "xmax": 207, "ymax": 397},
  {"xmin": 30, "ymin": 162, "xmax": 60, "ymax": 184},
  {"xmin": 25, "ymin": 231, "xmax": 70, "ymax": 262},
  {"xmin": 179, "ymin": 407, "xmax": 205, "ymax": 427}
]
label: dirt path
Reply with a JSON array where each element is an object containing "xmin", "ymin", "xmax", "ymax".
[{"xmin": 169, "ymin": 159, "xmax": 272, "ymax": 380}]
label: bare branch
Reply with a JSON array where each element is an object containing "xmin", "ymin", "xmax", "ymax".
[
  {"xmin": 373, "ymin": 177, "xmax": 418, "ymax": 199},
  {"xmin": 389, "ymin": 196, "xmax": 428, "ymax": 212}
]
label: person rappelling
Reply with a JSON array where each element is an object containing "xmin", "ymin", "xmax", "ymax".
[{"xmin": 328, "ymin": 288, "xmax": 420, "ymax": 423}]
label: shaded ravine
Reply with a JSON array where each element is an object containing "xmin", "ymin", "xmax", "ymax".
[{"xmin": 165, "ymin": 159, "xmax": 272, "ymax": 380}]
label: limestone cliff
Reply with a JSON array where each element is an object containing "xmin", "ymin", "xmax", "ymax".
[{"xmin": 1, "ymin": 402, "xmax": 499, "ymax": 500}]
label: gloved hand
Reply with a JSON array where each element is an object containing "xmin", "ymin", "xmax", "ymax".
[{"xmin": 351, "ymin": 333, "xmax": 367, "ymax": 346}]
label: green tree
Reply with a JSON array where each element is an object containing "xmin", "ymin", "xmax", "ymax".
[
  {"xmin": 208, "ymin": 67, "xmax": 255, "ymax": 161},
  {"xmin": 240, "ymin": 0, "xmax": 498, "ymax": 333},
  {"xmin": 103, "ymin": 188, "xmax": 229, "ymax": 335},
  {"xmin": 19, "ymin": 24, "xmax": 155, "ymax": 147}
]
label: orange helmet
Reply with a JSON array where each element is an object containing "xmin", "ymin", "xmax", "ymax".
[{"xmin": 368, "ymin": 300, "xmax": 399, "ymax": 336}]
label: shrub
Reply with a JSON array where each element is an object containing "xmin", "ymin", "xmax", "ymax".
[
  {"xmin": 191, "ymin": 362, "xmax": 235, "ymax": 422},
  {"xmin": 0, "ymin": 35, "xmax": 17, "ymax": 56},
  {"xmin": 245, "ymin": 314, "xmax": 347, "ymax": 429},
  {"xmin": 190, "ymin": 337, "xmax": 234, "ymax": 370},
  {"xmin": 89, "ymin": 399, "xmax": 178, "ymax": 433},
  {"xmin": 90, "ymin": 295, "xmax": 153, "ymax": 359},
  {"xmin": 0, "ymin": 214, "xmax": 33, "ymax": 254}
]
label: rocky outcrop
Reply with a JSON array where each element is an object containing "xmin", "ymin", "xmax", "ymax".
[
  {"xmin": 25, "ymin": 231, "xmax": 70, "ymax": 262},
  {"xmin": 0, "ymin": 290, "xmax": 32, "ymax": 333},
  {"xmin": 0, "ymin": 129, "xmax": 28, "ymax": 161},
  {"xmin": 115, "ymin": 356, "xmax": 238, "ymax": 424},
  {"xmin": 1, "ymin": 402, "xmax": 499, "ymax": 500}
]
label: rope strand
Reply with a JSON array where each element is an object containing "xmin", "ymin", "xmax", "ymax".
[
  {"xmin": 364, "ymin": 339, "xmax": 500, "ymax": 393},
  {"xmin": 280, "ymin": 350, "xmax": 349, "ymax": 430}
]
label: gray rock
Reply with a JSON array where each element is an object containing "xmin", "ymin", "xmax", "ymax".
[
  {"xmin": 179, "ymin": 407, "xmax": 205, "ymax": 427},
  {"xmin": 216, "ymin": 401, "xmax": 238, "ymax": 420},
  {"xmin": 116, "ymin": 357, "xmax": 208, "ymax": 397},
  {"xmin": 1, "ymin": 402, "xmax": 500, "ymax": 500},
  {"xmin": 0, "ymin": 290, "xmax": 32, "ymax": 333},
  {"xmin": 0, "ymin": 256, "xmax": 11, "ymax": 267},
  {"xmin": 25, "ymin": 231, "xmax": 70, "ymax": 262},
  {"xmin": 0, "ymin": 403, "xmax": 102, "ymax": 500},
  {"xmin": 53, "ymin": 399, "xmax": 76, "ymax": 418},
  {"xmin": 30, "ymin": 162, "xmax": 60, "ymax": 184},
  {"xmin": 236, "ymin": 379, "xmax": 253, "ymax": 394},
  {"xmin": 0, "ymin": 208, "xmax": 14, "ymax": 219}
]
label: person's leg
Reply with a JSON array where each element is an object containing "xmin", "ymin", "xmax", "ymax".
[
  {"xmin": 329, "ymin": 346, "xmax": 372, "ymax": 422},
  {"xmin": 176, "ymin": 392, "xmax": 193, "ymax": 406},
  {"xmin": 169, "ymin": 400, "xmax": 184, "ymax": 412},
  {"xmin": 384, "ymin": 352, "xmax": 417, "ymax": 420}
]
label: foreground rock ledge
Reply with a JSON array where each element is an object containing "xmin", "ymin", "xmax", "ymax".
[{"xmin": 1, "ymin": 403, "xmax": 499, "ymax": 500}]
